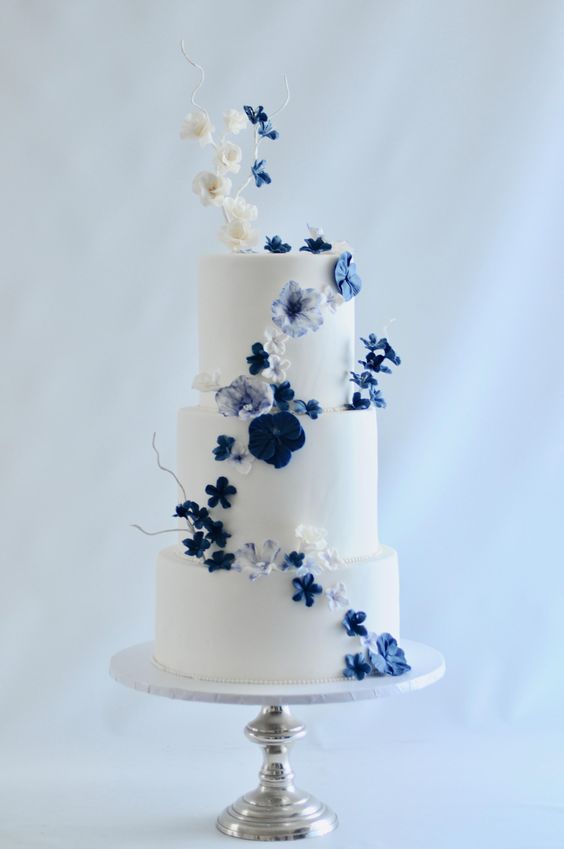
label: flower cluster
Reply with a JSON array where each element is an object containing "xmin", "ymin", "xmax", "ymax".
[
  {"xmin": 341, "ymin": 607, "xmax": 411, "ymax": 680},
  {"xmin": 348, "ymin": 333, "xmax": 401, "ymax": 410},
  {"xmin": 173, "ymin": 474, "xmax": 238, "ymax": 573}
]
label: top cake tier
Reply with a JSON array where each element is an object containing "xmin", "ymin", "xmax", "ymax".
[{"xmin": 198, "ymin": 253, "xmax": 355, "ymax": 409}]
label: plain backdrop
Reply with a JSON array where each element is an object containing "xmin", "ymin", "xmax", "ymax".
[{"xmin": 1, "ymin": 2, "xmax": 563, "ymax": 847}]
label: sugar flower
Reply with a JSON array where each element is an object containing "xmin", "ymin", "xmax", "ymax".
[
  {"xmin": 216, "ymin": 375, "xmax": 273, "ymax": 420},
  {"xmin": 258, "ymin": 120, "xmax": 279, "ymax": 140},
  {"xmin": 223, "ymin": 196, "xmax": 258, "ymax": 222},
  {"xmin": 192, "ymin": 171, "xmax": 232, "ymax": 208},
  {"xmin": 372, "ymin": 633, "xmax": 411, "ymax": 676},
  {"xmin": 227, "ymin": 440, "xmax": 255, "ymax": 475},
  {"xmin": 292, "ymin": 573, "xmax": 323, "ymax": 607},
  {"xmin": 321, "ymin": 286, "xmax": 345, "ymax": 313},
  {"xmin": 293, "ymin": 399, "xmax": 323, "ymax": 420},
  {"xmin": 263, "ymin": 327, "xmax": 288, "ymax": 357},
  {"xmin": 334, "ymin": 251, "xmax": 362, "ymax": 301},
  {"xmin": 192, "ymin": 369, "xmax": 222, "ymax": 392},
  {"xmin": 262, "ymin": 354, "xmax": 291, "ymax": 384},
  {"xmin": 361, "ymin": 334, "xmax": 401, "ymax": 366},
  {"xmin": 204, "ymin": 550, "xmax": 235, "ymax": 573},
  {"xmin": 265, "ymin": 235, "xmax": 291, "ymax": 253},
  {"xmin": 243, "ymin": 105, "xmax": 268, "ymax": 125},
  {"xmin": 348, "ymin": 391, "xmax": 371, "ymax": 410},
  {"xmin": 325, "ymin": 581, "xmax": 350, "ymax": 610},
  {"xmin": 295, "ymin": 524, "xmax": 328, "ymax": 553},
  {"xmin": 271, "ymin": 381, "xmax": 294, "ymax": 411},
  {"xmin": 360, "ymin": 631, "xmax": 380, "ymax": 653},
  {"xmin": 248, "ymin": 411, "xmax": 305, "ymax": 469},
  {"xmin": 343, "ymin": 609, "xmax": 368, "ymax": 637},
  {"xmin": 251, "ymin": 159, "xmax": 271, "ymax": 188},
  {"xmin": 349, "ymin": 371, "xmax": 378, "ymax": 390},
  {"xmin": 205, "ymin": 476, "xmax": 237, "ymax": 509},
  {"xmin": 204, "ymin": 519, "xmax": 231, "ymax": 549},
  {"xmin": 219, "ymin": 218, "xmax": 259, "ymax": 252},
  {"xmin": 343, "ymin": 652, "xmax": 372, "ymax": 681},
  {"xmin": 271, "ymin": 280, "xmax": 324, "ymax": 338},
  {"xmin": 282, "ymin": 551, "xmax": 305, "ymax": 571},
  {"xmin": 235, "ymin": 539, "xmax": 283, "ymax": 581},
  {"xmin": 180, "ymin": 111, "xmax": 215, "ymax": 146},
  {"xmin": 369, "ymin": 386, "xmax": 387, "ymax": 409},
  {"xmin": 246, "ymin": 342, "xmax": 270, "ymax": 375},
  {"xmin": 182, "ymin": 532, "xmax": 211, "ymax": 559},
  {"xmin": 215, "ymin": 141, "xmax": 242, "ymax": 174},
  {"xmin": 212, "ymin": 434, "xmax": 235, "ymax": 461},
  {"xmin": 223, "ymin": 108, "xmax": 247, "ymax": 135},
  {"xmin": 300, "ymin": 227, "xmax": 332, "ymax": 253},
  {"xmin": 318, "ymin": 547, "xmax": 344, "ymax": 571}
]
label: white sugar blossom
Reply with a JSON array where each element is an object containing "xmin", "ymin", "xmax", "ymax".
[
  {"xmin": 223, "ymin": 108, "xmax": 247, "ymax": 135},
  {"xmin": 223, "ymin": 196, "xmax": 258, "ymax": 222},
  {"xmin": 360, "ymin": 631, "xmax": 380, "ymax": 652},
  {"xmin": 321, "ymin": 286, "xmax": 345, "ymax": 314},
  {"xmin": 325, "ymin": 581, "xmax": 350, "ymax": 610},
  {"xmin": 215, "ymin": 141, "xmax": 243, "ymax": 175},
  {"xmin": 318, "ymin": 547, "xmax": 345, "ymax": 571},
  {"xmin": 295, "ymin": 524, "xmax": 328, "ymax": 553},
  {"xmin": 219, "ymin": 219, "xmax": 259, "ymax": 252},
  {"xmin": 307, "ymin": 224, "xmax": 326, "ymax": 240},
  {"xmin": 262, "ymin": 354, "xmax": 291, "ymax": 383},
  {"xmin": 192, "ymin": 369, "xmax": 222, "ymax": 392},
  {"xmin": 235, "ymin": 540, "xmax": 284, "ymax": 581},
  {"xmin": 180, "ymin": 112, "xmax": 215, "ymax": 146},
  {"xmin": 227, "ymin": 440, "xmax": 255, "ymax": 475},
  {"xmin": 192, "ymin": 171, "xmax": 232, "ymax": 207},
  {"xmin": 263, "ymin": 327, "xmax": 288, "ymax": 357}
]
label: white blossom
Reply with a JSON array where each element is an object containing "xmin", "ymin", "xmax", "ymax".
[
  {"xmin": 223, "ymin": 196, "xmax": 258, "ymax": 222},
  {"xmin": 192, "ymin": 369, "xmax": 222, "ymax": 392},
  {"xmin": 295, "ymin": 524, "xmax": 328, "ymax": 553},
  {"xmin": 307, "ymin": 223, "xmax": 325, "ymax": 240},
  {"xmin": 360, "ymin": 631, "xmax": 380, "ymax": 652},
  {"xmin": 318, "ymin": 547, "xmax": 345, "ymax": 571},
  {"xmin": 192, "ymin": 171, "xmax": 232, "ymax": 207},
  {"xmin": 219, "ymin": 219, "xmax": 259, "ymax": 252},
  {"xmin": 320, "ymin": 286, "xmax": 345, "ymax": 314},
  {"xmin": 263, "ymin": 327, "xmax": 288, "ymax": 357},
  {"xmin": 223, "ymin": 109, "xmax": 247, "ymax": 135},
  {"xmin": 262, "ymin": 354, "xmax": 291, "ymax": 383},
  {"xmin": 227, "ymin": 440, "xmax": 255, "ymax": 475},
  {"xmin": 235, "ymin": 540, "xmax": 284, "ymax": 581},
  {"xmin": 214, "ymin": 141, "xmax": 243, "ymax": 175},
  {"xmin": 325, "ymin": 581, "xmax": 350, "ymax": 610},
  {"xmin": 180, "ymin": 112, "xmax": 215, "ymax": 146}
]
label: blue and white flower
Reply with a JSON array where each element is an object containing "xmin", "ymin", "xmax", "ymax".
[
  {"xmin": 325, "ymin": 581, "xmax": 350, "ymax": 610},
  {"xmin": 263, "ymin": 327, "xmax": 288, "ymax": 357},
  {"xmin": 235, "ymin": 539, "xmax": 284, "ymax": 581},
  {"xmin": 192, "ymin": 171, "xmax": 232, "ymax": 207},
  {"xmin": 192, "ymin": 369, "xmax": 222, "ymax": 392},
  {"xmin": 216, "ymin": 375, "xmax": 273, "ymax": 420},
  {"xmin": 343, "ymin": 609, "xmax": 368, "ymax": 637},
  {"xmin": 271, "ymin": 280, "xmax": 324, "ymax": 338},
  {"xmin": 292, "ymin": 572, "xmax": 323, "ymax": 607},
  {"xmin": 321, "ymin": 286, "xmax": 345, "ymax": 313},
  {"xmin": 219, "ymin": 218, "xmax": 259, "ymax": 252},
  {"xmin": 226, "ymin": 440, "xmax": 255, "ymax": 475},
  {"xmin": 180, "ymin": 112, "xmax": 215, "ymax": 146},
  {"xmin": 204, "ymin": 550, "xmax": 236, "ymax": 573},
  {"xmin": 223, "ymin": 108, "xmax": 247, "ymax": 135},
  {"xmin": 243, "ymin": 105, "xmax": 268, "ymax": 125},
  {"xmin": 251, "ymin": 159, "xmax": 271, "ymax": 188},
  {"xmin": 212, "ymin": 434, "xmax": 235, "ymax": 461},
  {"xmin": 334, "ymin": 252, "xmax": 362, "ymax": 301},
  {"xmin": 223, "ymin": 196, "xmax": 258, "ymax": 222},
  {"xmin": 293, "ymin": 399, "xmax": 323, "ymax": 420},
  {"xmin": 262, "ymin": 354, "xmax": 290, "ymax": 384}
]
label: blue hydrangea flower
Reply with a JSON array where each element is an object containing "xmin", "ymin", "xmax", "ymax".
[
  {"xmin": 182, "ymin": 532, "xmax": 211, "ymax": 559},
  {"xmin": 294, "ymin": 399, "xmax": 323, "ymax": 419},
  {"xmin": 272, "ymin": 381, "xmax": 295, "ymax": 411},
  {"xmin": 281, "ymin": 550, "xmax": 305, "ymax": 570},
  {"xmin": 292, "ymin": 572, "xmax": 323, "ymax": 607},
  {"xmin": 216, "ymin": 375, "xmax": 273, "ymax": 420},
  {"xmin": 265, "ymin": 235, "xmax": 291, "ymax": 254},
  {"xmin": 343, "ymin": 652, "xmax": 372, "ymax": 681},
  {"xmin": 243, "ymin": 105, "xmax": 268, "ymax": 125},
  {"xmin": 251, "ymin": 159, "xmax": 271, "ymax": 187},
  {"xmin": 374, "ymin": 633, "xmax": 411, "ymax": 676},
  {"xmin": 248, "ymin": 411, "xmax": 305, "ymax": 469},
  {"xmin": 204, "ymin": 550, "xmax": 235, "ymax": 573},
  {"xmin": 367, "ymin": 650, "xmax": 388, "ymax": 676},
  {"xmin": 348, "ymin": 391, "xmax": 371, "ymax": 410},
  {"xmin": 350, "ymin": 371, "xmax": 378, "ymax": 390},
  {"xmin": 212, "ymin": 435, "xmax": 235, "ymax": 461},
  {"xmin": 343, "ymin": 609, "xmax": 368, "ymax": 637},
  {"xmin": 299, "ymin": 236, "xmax": 332, "ymax": 254},
  {"xmin": 334, "ymin": 252, "xmax": 362, "ymax": 301},
  {"xmin": 205, "ymin": 476, "xmax": 237, "ymax": 509},
  {"xmin": 359, "ymin": 351, "xmax": 392, "ymax": 374},
  {"xmin": 258, "ymin": 120, "xmax": 279, "ymax": 140},
  {"xmin": 272, "ymin": 280, "xmax": 324, "ymax": 338},
  {"xmin": 246, "ymin": 342, "xmax": 270, "ymax": 375},
  {"xmin": 369, "ymin": 385, "xmax": 387, "ymax": 409},
  {"xmin": 204, "ymin": 519, "xmax": 231, "ymax": 548}
]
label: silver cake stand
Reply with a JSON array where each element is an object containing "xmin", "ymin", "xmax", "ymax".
[{"xmin": 110, "ymin": 640, "xmax": 444, "ymax": 841}]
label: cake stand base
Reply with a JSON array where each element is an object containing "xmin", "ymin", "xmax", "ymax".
[{"xmin": 216, "ymin": 705, "xmax": 337, "ymax": 841}]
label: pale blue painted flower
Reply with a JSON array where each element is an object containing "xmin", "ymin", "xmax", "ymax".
[
  {"xmin": 272, "ymin": 280, "xmax": 323, "ymax": 338},
  {"xmin": 216, "ymin": 375, "xmax": 273, "ymax": 420},
  {"xmin": 235, "ymin": 540, "xmax": 284, "ymax": 581},
  {"xmin": 325, "ymin": 581, "xmax": 350, "ymax": 610},
  {"xmin": 227, "ymin": 440, "xmax": 255, "ymax": 475}
]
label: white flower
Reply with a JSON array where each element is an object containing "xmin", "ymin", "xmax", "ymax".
[
  {"xmin": 192, "ymin": 171, "xmax": 232, "ymax": 207},
  {"xmin": 192, "ymin": 369, "xmax": 222, "ymax": 392},
  {"xmin": 262, "ymin": 354, "xmax": 291, "ymax": 383},
  {"xmin": 295, "ymin": 524, "xmax": 328, "ymax": 553},
  {"xmin": 223, "ymin": 196, "xmax": 258, "ymax": 222},
  {"xmin": 318, "ymin": 547, "xmax": 345, "ymax": 571},
  {"xmin": 180, "ymin": 112, "xmax": 215, "ymax": 146},
  {"xmin": 320, "ymin": 286, "xmax": 345, "ymax": 314},
  {"xmin": 219, "ymin": 219, "xmax": 259, "ymax": 252},
  {"xmin": 325, "ymin": 581, "xmax": 350, "ymax": 611},
  {"xmin": 227, "ymin": 440, "xmax": 255, "ymax": 475},
  {"xmin": 223, "ymin": 109, "xmax": 247, "ymax": 135},
  {"xmin": 263, "ymin": 327, "xmax": 288, "ymax": 357},
  {"xmin": 307, "ymin": 223, "xmax": 325, "ymax": 240},
  {"xmin": 215, "ymin": 141, "xmax": 243, "ymax": 175},
  {"xmin": 235, "ymin": 540, "xmax": 284, "ymax": 581},
  {"xmin": 360, "ymin": 631, "xmax": 379, "ymax": 652}
]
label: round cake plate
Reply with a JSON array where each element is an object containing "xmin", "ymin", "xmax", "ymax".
[{"xmin": 110, "ymin": 640, "xmax": 445, "ymax": 842}]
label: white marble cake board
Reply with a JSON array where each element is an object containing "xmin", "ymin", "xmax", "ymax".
[{"xmin": 110, "ymin": 641, "xmax": 444, "ymax": 842}]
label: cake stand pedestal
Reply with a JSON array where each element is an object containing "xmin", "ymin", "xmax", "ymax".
[{"xmin": 110, "ymin": 640, "xmax": 444, "ymax": 842}]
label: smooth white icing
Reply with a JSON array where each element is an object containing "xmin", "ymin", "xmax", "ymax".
[
  {"xmin": 197, "ymin": 253, "xmax": 355, "ymax": 409},
  {"xmin": 154, "ymin": 544, "xmax": 400, "ymax": 684},
  {"xmin": 177, "ymin": 405, "xmax": 379, "ymax": 557}
]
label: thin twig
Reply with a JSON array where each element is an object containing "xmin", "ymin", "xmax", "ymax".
[
  {"xmin": 152, "ymin": 432, "xmax": 187, "ymax": 502},
  {"xmin": 270, "ymin": 74, "xmax": 290, "ymax": 118},
  {"xmin": 180, "ymin": 41, "xmax": 207, "ymax": 115},
  {"xmin": 131, "ymin": 525, "xmax": 187, "ymax": 537}
]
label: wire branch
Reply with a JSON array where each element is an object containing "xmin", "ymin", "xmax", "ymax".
[
  {"xmin": 180, "ymin": 41, "xmax": 207, "ymax": 115},
  {"xmin": 270, "ymin": 74, "xmax": 290, "ymax": 118}
]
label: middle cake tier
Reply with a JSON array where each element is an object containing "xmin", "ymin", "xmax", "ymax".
[{"xmin": 177, "ymin": 406, "xmax": 380, "ymax": 557}]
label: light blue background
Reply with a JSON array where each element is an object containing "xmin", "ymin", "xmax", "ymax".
[{"xmin": 1, "ymin": 1, "xmax": 563, "ymax": 847}]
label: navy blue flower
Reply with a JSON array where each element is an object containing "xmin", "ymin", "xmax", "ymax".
[
  {"xmin": 300, "ymin": 236, "xmax": 332, "ymax": 254},
  {"xmin": 343, "ymin": 652, "xmax": 373, "ymax": 681},
  {"xmin": 361, "ymin": 334, "xmax": 401, "ymax": 366},
  {"xmin": 182, "ymin": 532, "xmax": 211, "ymax": 559},
  {"xmin": 258, "ymin": 120, "xmax": 279, "ymax": 140},
  {"xmin": 173, "ymin": 500, "xmax": 194, "ymax": 519},
  {"xmin": 350, "ymin": 371, "xmax": 378, "ymax": 390},
  {"xmin": 347, "ymin": 391, "xmax": 371, "ymax": 410},
  {"xmin": 251, "ymin": 159, "xmax": 271, "ymax": 188},
  {"xmin": 248, "ymin": 411, "xmax": 305, "ymax": 469},
  {"xmin": 361, "ymin": 333, "xmax": 380, "ymax": 351},
  {"xmin": 359, "ymin": 351, "xmax": 392, "ymax": 374},
  {"xmin": 334, "ymin": 252, "xmax": 362, "ymax": 301},
  {"xmin": 292, "ymin": 572, "xmax": 323, "ymax": 607},
  {"xmin": 372, "ymin": 633, "xmax": 411, "ymax": 676},
  {"xmin": 265, "ymin": 235, "xmax": 292, "ymax": 253},
  {"xmin": 343, "ymin": 609, "xmax": 368, "ymax": 637},
  {"xmin": 204, "ymin": 519, "xmax": 231, "ymax": 549},
  {"xmin": 294, "ymin": 399, "xmax": 323, "ymax": 420},
  {"xmin": 272, "ymin": 381, "xmax": 295, "ymax": 411},
  {"xmin": 212, "ymin": 435, "xmax": 235, "ymax": 462},
  {"xmin": 282, "ymin": 550, "xmax": 305, "ymax": 570},
  {"xmin": 244, "ymin": 105, "xmax": 268, "ymax": 125},
  {"xmin": 204, "ymin": 550, "xmax": 235, "ymax": 573},
  {"xmin": 178, "ymin": 501, "xmax": 210, "ymax": 529},
  {"xmin": 246, "ymin": 342, "xmax": 270, "ymax": 375},
  {"xmin": 369, "ymin": 385, "xmax": 387, "ymax": 409},
  {"xmin": 205, "ymin": 476, "xmax": 237, "ymax": 509}
]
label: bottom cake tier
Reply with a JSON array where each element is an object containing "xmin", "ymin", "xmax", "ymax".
[{"xmin": 154, "ymin": 544, "xmax": 400, "ymax": 684}]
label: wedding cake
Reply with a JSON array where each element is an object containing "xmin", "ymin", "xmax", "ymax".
[{"xmin": 142, "ymin": 64, "xmax": 410, "ymax": 685}]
